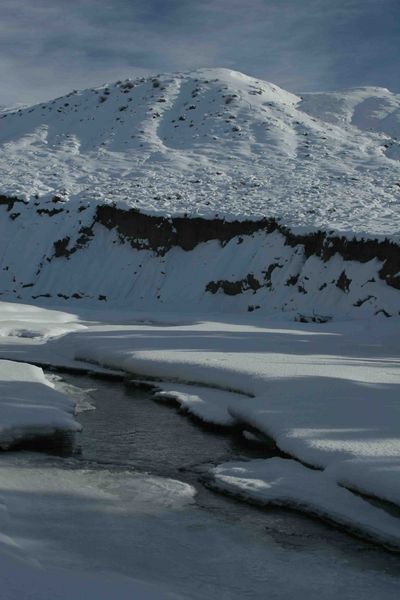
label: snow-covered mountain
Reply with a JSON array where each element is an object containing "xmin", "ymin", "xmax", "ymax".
[{"xmin": 0, "ymin": 68, "xmax": 400, "ymax": 317}]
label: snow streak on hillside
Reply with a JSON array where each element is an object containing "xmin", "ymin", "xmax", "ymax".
[{"xmin": 1, "ymin": 68, "xmax": 400, "ymax": 236}]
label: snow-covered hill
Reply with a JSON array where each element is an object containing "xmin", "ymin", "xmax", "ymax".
[
  {"xmin": 1, "ymin": 70, "xmax": 400, "ymax": 580},
  {"xmin": 1, "ymin": 67, "xmax": 400, "ymax": 235},
  {"xmin": 0, "ymin": 68, "xmax": 400, "ymax": 317}
]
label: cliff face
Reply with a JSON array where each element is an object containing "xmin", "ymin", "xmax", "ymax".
[{"xmin": 0, "ymin": 198, "xmax": 399, "ymax": 319}]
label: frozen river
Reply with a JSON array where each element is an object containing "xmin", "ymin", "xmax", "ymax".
[{"xmin": 0, "ymin": 372, "xmax": 399, "ymax": 599}]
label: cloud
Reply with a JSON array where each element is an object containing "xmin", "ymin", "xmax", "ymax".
[{"xmin": 0, "ymin": 0, "xmax": 399, "ymax": 105}]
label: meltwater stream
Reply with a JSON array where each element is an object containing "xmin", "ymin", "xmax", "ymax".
[{"xmin": 1, "ymin": 372, "xmax": 399, "ymax": 599}]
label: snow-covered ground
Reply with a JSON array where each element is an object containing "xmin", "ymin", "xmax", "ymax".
[
  {"xmin": 0, "ymin": 303, "xmax": 399, "ymax": 547},
  {"xmin": 1, "ymin": 450, "xmax": 399, "ymax": 600},
  {"xmin": 210, "ymin": 457, "xmax": 400, "ymax": 550},
  {"xmin": 0, "ymin": 359, "xmax": 81, "ymax": 449},
  {"xmin": 51, "ymin": 315, "xmax": 400, "ymax": 511},
  {"xmin": 0, "ymin": 301, "xmax": 85, "ymax": 339},
  {"xmin": 0, "ymin": 453, "xmax": 187, "ymax": 599},
  {"xmin": 1, "ymin": 68, "xmax": 400, "ymax": 236},
  {"xmin": 0, "ymin": 550, "xmax": 180, "ymax": 600}
]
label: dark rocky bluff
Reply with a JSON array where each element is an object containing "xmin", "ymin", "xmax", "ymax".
[{"xmin": 0, "ymin": 196, "xmax": 399, "ymax": 318}]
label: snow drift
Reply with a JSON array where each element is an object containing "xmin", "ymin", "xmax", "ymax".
[{"xmin": 0, "ymin": 359, "xmax": 81, "ymax": 449}]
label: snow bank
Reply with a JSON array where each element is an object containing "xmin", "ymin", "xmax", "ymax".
[
  {"xmin": 210, "ymin": 457, "xmax": 400, "ymax": 549},
  {"xmin": 153, "ymin": 382, "xmax": 247, "ymax": 427},
  {"xmin": 1, "ymin": 302, "xmax": 400, "ymax": 546},
  {"xmin": 326, "ymin": 457, "xmax": 400, "ymax": 507},
  {"xmin": 0, "ymin": 359, "xmax": 81, "ymax": 448},
  {"xmin": 43, "ymin": 315, "xmax": 400, "ymax": 515},
  {"xmin": 0, "ymin": 301, "xmax": 85, "ymax": 339}
]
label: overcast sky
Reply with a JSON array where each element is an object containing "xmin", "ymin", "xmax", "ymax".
[{"xmin": 1, "ymin": 0, "xmax": 399, "ymax": 106}]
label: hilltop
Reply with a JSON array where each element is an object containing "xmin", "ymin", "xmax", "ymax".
[{"xmin": 1, "ymin": 68, "xmax": 400, "ymax": 236}]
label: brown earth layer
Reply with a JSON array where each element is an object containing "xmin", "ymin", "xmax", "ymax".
[
  {"xmin": 1, "ymin": 196, "xmax": 399, "ymax": 290},
  {"xmin": 94, "ymin": 205, "xmax": 400, "ymax": 289}
]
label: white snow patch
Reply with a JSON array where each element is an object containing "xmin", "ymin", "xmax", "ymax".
[
  {"xmin": 211, "ymin": 457, "xmax": 400, "ymax": 548},
  {"xmin": 0, "ymin": 359, "xmax": 81, "ymax": 448},
  {"xmin": 153, "ymin": 382, "xmax": 247, "ymax": 426}
]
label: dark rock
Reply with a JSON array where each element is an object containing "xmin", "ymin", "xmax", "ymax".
[
  {"xmin": 53, "ymin": 237, "xmax": 71, "ymax": 258},
  {"xmin": 353, "ymin": 295, "xmax": 375, "ymax": 307},
  {"xmin": 206, "ymin": 273, "xmax": 262, "ymax": 296},
  {"xmin": 336, "ymin": 270, "xmax": 352, "ymax": 292},
  {"xmin": 0, "ymin": 195, "xmax": 26, "ymax": 212},
  {"xmin": 37, "ymin": 208, "xmax": 64, "ymax": 216},
  {"xmin": 286, "ymin": 274, "xmax": 299, "ymax": 286}
]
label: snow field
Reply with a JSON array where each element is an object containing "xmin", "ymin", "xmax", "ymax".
[
  {"xmin": 0, "ymin": 303, "xmax": 399, "ymax": 594},
  {"xmin": 2, "ymin": 304, "xmax": 394, "ymax": 543}
]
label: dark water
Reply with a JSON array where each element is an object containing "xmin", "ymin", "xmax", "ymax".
[{"xmin": 55, "ymin": 372, "xmax": 400, "ymax": 574}]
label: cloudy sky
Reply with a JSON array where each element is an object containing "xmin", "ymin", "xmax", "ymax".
[{"xmin": 1, "ymin": 0, "xmax": 399, "ymax": 106}]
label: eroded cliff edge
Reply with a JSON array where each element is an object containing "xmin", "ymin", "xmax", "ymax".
[{"xmin": 1, "ymin": 196, "xmax": 399, "ymax": 318}]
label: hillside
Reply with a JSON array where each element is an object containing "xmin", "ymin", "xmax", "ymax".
[
  {"xmin": 2, "ymin": 67, "xmax": 400, "ymax": 233},
  {"xmin": 0, "ymin": 68, "xmax": 400, "ymax": 317}
]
